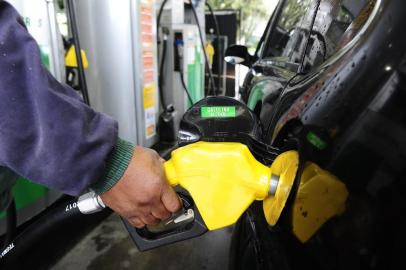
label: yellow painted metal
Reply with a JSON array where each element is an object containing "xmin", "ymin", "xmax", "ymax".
[
  {"xmin": 263, "ymin": 151, "xmax": 299, "ymax": 226},
  {"xmin": 164, "ymin": 141, "xmax": 271, "ymax": 230},
  {"xmin": 65, "ymin": 46, "xmax": 89, "ymax": 69},
  {"xmin": 291, "ymin": 162, "xmax": 348, "ymax": 243}
]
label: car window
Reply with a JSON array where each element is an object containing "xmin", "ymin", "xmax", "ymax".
[
  {"xmin": 302, "ymin": 0, "xmax": 376, "ymax": 72},
  {"xmin": 262, "ymin": 0, "xmax": 320, "ymax": 67}
]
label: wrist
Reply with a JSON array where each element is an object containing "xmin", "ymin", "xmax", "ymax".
[{"xmin": 91, "ymin": 138, "xmax": 135, "ymax": 195}]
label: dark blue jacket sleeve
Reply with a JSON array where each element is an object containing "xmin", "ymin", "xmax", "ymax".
[{"xmin": 0, "ymin": 2, "xmax": 118, "ymax": 195}]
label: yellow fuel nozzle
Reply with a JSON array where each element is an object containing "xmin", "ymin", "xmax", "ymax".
[
  {"xmin": 164, "ymin": 141, "xmax": 348, "ymax": 243},
  {"xmin": 163, "ymin": 141, "xmax": 299, "ymax": 230}
]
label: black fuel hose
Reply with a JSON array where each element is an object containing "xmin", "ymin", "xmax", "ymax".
[
  {"xmin": 0, "ymin": 196, "xmax": 110, "ymax": 268},
  {"xmin": 157, "ymin": 0, "xmax": 172, "ymax": 112},
  {"xmin": 174, "ymin": 41, "xmax": 195, "ymax": 105},
  {"xmin": 205, "ymin": 2, "xmax": 223, "ymax": 95},
  {"xmin": 157, "ymin": 0, "xmax": 169, "ymax": 42},
  {"xmin": 1, "ymin": 199, "xmax": 16, "ymax": 251},
  {"xmin": 66, "ymin": 0, "xmax": 90, "ymax": 106},
  {"xmin": 159, "ymin": 31, "xmax": 169, "ymax": 110}
]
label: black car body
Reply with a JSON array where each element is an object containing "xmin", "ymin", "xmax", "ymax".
[{"xmin": 227, "ymin": 0, "xmax": 406, "ymax": 269}]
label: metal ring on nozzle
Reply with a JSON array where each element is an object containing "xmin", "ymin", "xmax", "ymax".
[
  {"xmin": 77, "ymin": 191, "xmax": 106, "ymax": 214},
  {"xmin": 268, "ymin": 174, "xmax": 280, "ymax": 196}
]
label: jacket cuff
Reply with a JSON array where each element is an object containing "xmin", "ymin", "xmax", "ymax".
[{"xmin": 91, "ymin": 138, "xmax": 134, "ymax": 195}]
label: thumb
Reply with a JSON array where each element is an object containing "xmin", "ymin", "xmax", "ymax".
[{"xmin": 161, "ymin": 185, "xmax": 182, "ymax": 213}]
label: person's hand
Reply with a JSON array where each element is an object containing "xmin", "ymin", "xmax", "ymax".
[{"xmin": 100, "ymin": 146, "xmax": 181, "ymax": 228}]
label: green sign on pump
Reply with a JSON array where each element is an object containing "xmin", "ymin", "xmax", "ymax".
[{"xmin": 201, "ymin": 106, "xmax": 236, "ymax": 118}]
